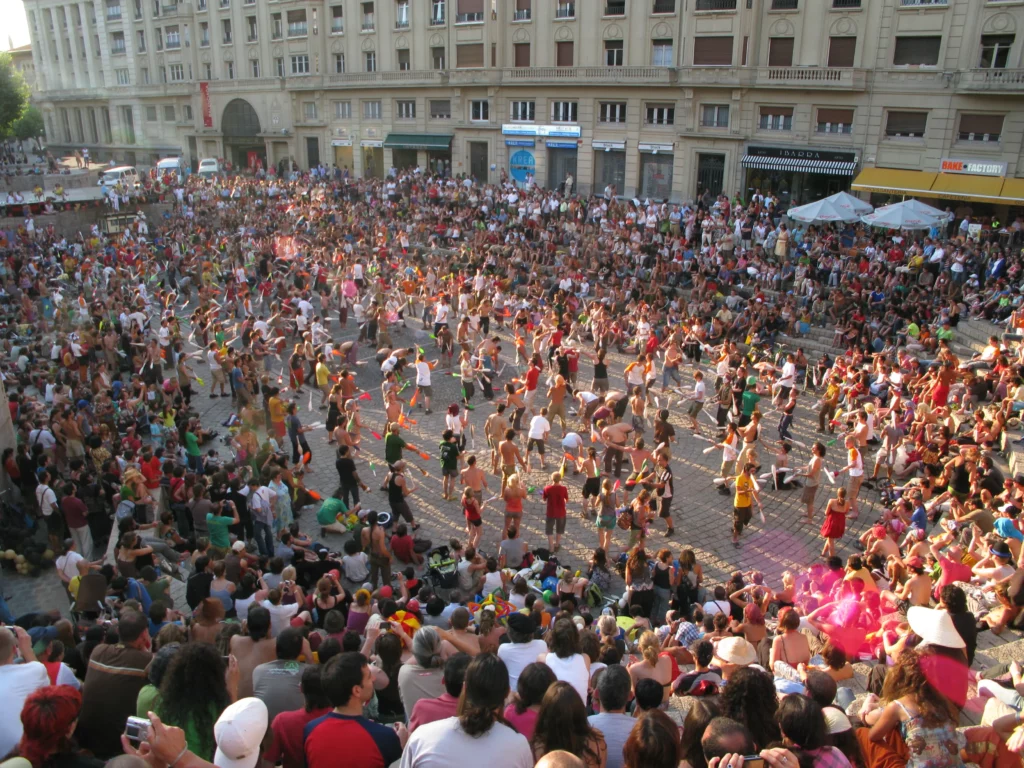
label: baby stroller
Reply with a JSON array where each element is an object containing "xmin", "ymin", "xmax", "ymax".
[{"xmin": 426, "ymin": 545, "xmax": 458, "ymax": 594}]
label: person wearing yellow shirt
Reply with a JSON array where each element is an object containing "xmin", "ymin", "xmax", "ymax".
[
  {"xmin": 315, "ymin": 353, "xmax": 331, "ymax": 409},
  {"xmin": 732, "ymin": 462, "xmax": 761, "ymax": 547},
  {"xmin": 268, "ymin": 389, "xmax": 287, "ymax": 440}
]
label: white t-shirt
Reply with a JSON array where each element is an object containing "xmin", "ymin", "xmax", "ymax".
[
  {"xmin": 261, "ymin": 600, "xmax": 299, "ymax": 637},
  {"xmin": 778, "ymin": 361, "xmax": 796, "ymax": 388},
  {"xmin": 702, "ymin": 599, "xmax": 731, "ymax": 617},
  {"xmin": 0, "ymin": 661, "xmax": 49, "ymax": 758},
  {"xmin": 56, "ymin": 550, "xmax": 85, "ymax": 581},
  {"xmin": 562, "ymin": 433, "xmax": 584, "ymax": 451},
  {"xmin": 400, "ymin": 716, "xmax": 533, "ymax": 768},
  {"xmin": 497, "ymin": 638, "xmax": 550, "ymax": 692},
  {"xmin": 416, "ymin": 361, "xmax": 432, "ymax": 386},
  {"xmin": 527, "ymin": 416, "xmax": 550, "ymax": 441},
  {"xmin": 36, "ymin": 485, "xmax": 58, "ymax": 517},
  {"xmin": 543, "ymin": 653, "xmax": 590, "ymax": 705},
  {"xmin": 433, "ymin": 304, "xmax": 450, "ymax": 324},
  {"xmin": 207, "ymin": 349, "xmax": 222, "ymax": 371}
]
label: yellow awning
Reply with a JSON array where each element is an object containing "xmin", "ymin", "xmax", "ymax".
[
  {"xmin": 850, "ymin": 168, "xmax": 938, "ymax": 197},
  {"xmin": 929, "ymin": 173, "xmax": 1006, "ymax": 204},
  {"xmin": 1000, "ymin": 178, "xmax": 1024, "ymax": 204}
]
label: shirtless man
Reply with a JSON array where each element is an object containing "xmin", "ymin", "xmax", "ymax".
[
  {"xmin": 484, "ymin": 404, "xmax": 510, "ymax": 474},
  {"xmin": 598, "ymin": 419, "xmax": 633, "ymax": 479},
  {"xmin": 623, "ymin": 438, "xmax": 654, "ymax": 491},
  {"xmin": 795, "ymin": 441, "xmax": 825, "ymax": 521},
  {"xmin": 439, "ymin": 606, "xmax": 482, "ymax": 659},
  {"xmin": 384, "ymin": 389, "xmax": 403, "ymax": 432},
  {"xmin": 460, "ymin": 455, "xmax": 488, "ymax": 501},
  {"xmin": 498, "ymin": 428, "xmax": 527, "ymax": 493},
  {"xmin": 884, "ymin": 556, "xmax": 932, "ymax": 612},
  {"xmin": 229, "ymin": 605, "xmax": 277, "ymax": 699},
  {"xmin": 360, "ymin": 510, "xmax": 392, "ymax": 589}
]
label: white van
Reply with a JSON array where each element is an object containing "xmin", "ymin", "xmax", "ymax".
[
  {"xmin": 97, "ymin": 165, "xmax": 140, "ymax": 188},
  {"xmin": 156, "ymin": 157, "xmax": 186, "ymax": 183},
  {"xmin": 197, "ymin": 158, "xmax": 220, "ymax": 179}
]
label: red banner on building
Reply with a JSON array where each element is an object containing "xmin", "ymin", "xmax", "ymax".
[{"xmin": 200, "ymin": 82, "xmax": 213, "ymax": 128}]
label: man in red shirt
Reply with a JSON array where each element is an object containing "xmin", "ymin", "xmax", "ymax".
[
  {"xmin": 265, "ymin": 666, "xmax": 332, "ymax": 768},
  {"xmin": 140, "ymin": 448, "xmax": 162, "ymax": 490},
  {"xmin": 389, "ymin": 523, "xmax": 423, "ymax": 566},
  {"xmin": 541, "ymin": 471, "xmax": 569, "ymax": 553},
  {"xmin": 524, "ymin": 361, "xmax": 541, "ymax": 418},
  {"xmin": 408, "ymin": 653, "xmax": 471, "ymax": 733}
]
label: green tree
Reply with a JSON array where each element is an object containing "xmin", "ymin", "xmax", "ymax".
[
  {"xmin": 0, "ymin": 52, "xmax": 28, "ymax": 137},
  {"xmin": 12, "ymin": 105, "xmax": 43, "ymax": 141}
]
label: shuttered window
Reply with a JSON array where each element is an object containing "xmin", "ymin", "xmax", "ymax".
[
  {"xmin": 768, "ymin": 37, "xmax": 793, "ymax": 67},
  {"xmin": 556, "ymin": 41, "xmax": 573, "ymax": 67},
  {"xmin": 693, "ymin": 36, "xmax": 733, "ymax": 66},
  {"xmin": 885, "ymin": 111, "xmax": 927, "ymax": 137},
  {"xmin": 456, "ymin": 43, "xmax": 484, "ymax": 68},
  {"xmin": 893, "ymin": 36, "xmax": 941, "ymax": 66},
  {"xmin": 816, "ymin": 108, "xmax": 853, "ymax": 134},
  {"xmin": 514, "ymin": 43, "xmax": 530, "ymax": 67},
  {"xmin": 827, "ymin": 36, "xmax": 855, "ymax": 67},
  {"xmin": 958, "ymin": 113, "xmax": 1004, "ymax": 141},
  {"xmin": 458, "ymin": 0, "xmax": 483, "ymax": 13}
]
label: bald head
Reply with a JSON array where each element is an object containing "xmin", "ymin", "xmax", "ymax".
[{"xmin": 535, "ymin": 752, "xmax": 585, "ymax": 768}]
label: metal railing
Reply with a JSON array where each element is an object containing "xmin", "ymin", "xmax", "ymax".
[
  {"xmin": 455, "ymin": 11, "xmax": 483, "ymax": 22},
  {"xmin": 695, "ymin": 0, "xmax": 736, "ymax": 9},
  {"xmin": 513, "ymin": 9, "xmax": 531, "ymax": 20},
  {"xmin": 771, "ymin": 0, "xmax": 798, "ymax": 8}
]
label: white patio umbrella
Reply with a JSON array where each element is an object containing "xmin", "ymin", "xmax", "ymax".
[
  {"xmin": 860, "ymin": 199, "xmax": 943, "ymax": 230},
  {"xmin": 786, "ymin": 198, "xmax": 861, "ymax": 224},
  {"xmin": 823, "ymin": 191, "xmax": 874, "ymax": 216},
  {"xmin": 875, "ymin": 197, "xmax": 945, "ymax": 220}
]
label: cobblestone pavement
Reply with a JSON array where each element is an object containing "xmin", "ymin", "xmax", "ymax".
[{"xmin": 4, "ymin": 305, "xmax": 888, "ymax": 615}]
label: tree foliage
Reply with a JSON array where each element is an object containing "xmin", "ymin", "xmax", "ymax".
[
  {"xmin": 12, "ymin": 105, "xmax": 43, "ymax": 140},
  {"xmin": 0, "ymin": 52, "xmax": 29, "ymax": 138}
]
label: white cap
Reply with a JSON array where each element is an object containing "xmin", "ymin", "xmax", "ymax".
[{"xmin": 213, "ymin": 698, "xmax": 268, "ymax": 768}]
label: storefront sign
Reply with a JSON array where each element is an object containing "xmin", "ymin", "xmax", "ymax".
[
  {"xmin": 502, "ymin": 124, "xmax": 582, "ymax": 138},
  {"xmin": 361, "ymin": 140, "xmax": 384, "ymax": 148},
  {"xmin": 331, "ymin": 139, "xmax": 353, "ymax": 147},
  {"xmin": 505, "ymin": 139, "xmax": 536, "ymax": 147},
  {"xmin": 638, "ymin": 143, "xmax": 673, "ymax": 154},
  {"xmin": 593, "ymin": 141, "xmax": 626, "ymax": 151},
  {"xmin": 939, "ymin": 158, "xmax": 1007, "ymax": 176},
  {"xmin": 509, "ymin": 149, "xmax": 535, "ymax": 184},
  {"xmin": 200, "ymin": 82, "xmax": 213, "ymax": 128},
  {"xmin": 745, "ymin": 145, "xmax": 856, "ymax": 163},
  {"xmin": 546, "ymin": 140, "xmax": 578, "ymax": 149}
]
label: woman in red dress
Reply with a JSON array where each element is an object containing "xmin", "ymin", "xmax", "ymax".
[{"xmin": 820, "ymin": 487, "xmax": 850, "ymax": 558}]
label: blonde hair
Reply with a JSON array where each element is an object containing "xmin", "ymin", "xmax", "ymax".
[
  {"xmin": 639, "ymin": 630, "xmax": 660, "ymax": 666},
  {"xmin": 507, "ymin": 473, "xmax": 522, "ymax": 491},
  {"xmin": 282, "ymin": 565, "xmax": 297, "ymax": 582}
]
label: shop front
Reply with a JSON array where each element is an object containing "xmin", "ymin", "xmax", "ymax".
[
  {"xmin": 741, "ymin": 145, "xmax": 858, "ymax": 206},
  {"xmin": 331, "ymin": 138, "xmax": 354, "ymax": 175},
  {"xmin": 361, "ymin": 140, "xmax": 384, "ymax": 179},
  {"xmin": 546, "ymin": 140, "xmax": 578, "ymax": 192},
  {"xmin": 851, "ymin": 159, "xmax": 1024, "ymax": 218},
  {"xmin": 383, "ymin": 133, "xmax": 454, "ymax": 175},
  {"xmin": 507, "ymin": 139, "xmax": 536, "ymax": 188},
  {"xmin": 593, "ymin": 140, "xmax": 626, "ymax": 197},
  {"xmin": 639, "ymin": 143, "xmax": 674, "ymax": 201},
  {"xmin": 502, "ymin": 123, "xmax": 581, "ymax": 191}
]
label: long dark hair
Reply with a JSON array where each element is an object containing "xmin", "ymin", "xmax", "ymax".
[
  {"xmin": 881, "ymin": 646, "xmax": 962, "ymax": 726},
  {"xmin": 721, "ymin": 667, "xmax": 781, "ymax": 751},
  {"xmin": 680, "ymin": 697, "xmax": 721, "ymax": 768},
  {"xmin": 157, "ymin": 643, "xmax": 230, "ymax": 758},
  {"xmin": 457, "ymin": 653, "xmax": 511, "ymax": 737},
  {"xmin": 531, "ymin": 681, "xmax": 601, "ymax": 764},
  {"xmin": 777, "ymin": 694, "xmax": 827, "ymax": 757},
  {"xmin": 513, "ymin": 662, "xmax": 556, "ymax": 715}
]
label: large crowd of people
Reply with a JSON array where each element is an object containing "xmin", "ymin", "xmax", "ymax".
[{"xmin": 0, "ymin": 161, "xmax": 1023, "ymax": 768}]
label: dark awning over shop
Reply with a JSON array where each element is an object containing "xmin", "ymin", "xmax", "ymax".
[{"xmin": 383, "ymin": 133, "xmax": 453, "ymax": 151}]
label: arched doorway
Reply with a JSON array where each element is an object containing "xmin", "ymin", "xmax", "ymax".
[{"xmin": 222, "ymin": 99, "xmax": 266, "ymax": 172}]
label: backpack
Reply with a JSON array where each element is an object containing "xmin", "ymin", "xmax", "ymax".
[{"xmin": 115, "ymin": 499, "xmax": 136, "ymax": 523}]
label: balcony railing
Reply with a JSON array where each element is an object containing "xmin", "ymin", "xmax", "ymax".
[
  {"xmin": 331, "ymin": 21, "xmax": 344, "ymax": 32},
  {"xmin": 200, "ymin": 35, "xmax": 210, "ymax": 45},
  {"xmin": 361, "ymin": 15, "xmax": 375, "ymax": 29},
  {"xmin": 555, "ymin": 4, "xmax": 575, "ymax": 17},
  {"xmin": 958, "ymin": 67, "xmax": 1024, "ymax": 90},
  {"xmin": 604, "ymin": 2, "xmax": 626, "ymax": 15},
  {"xmin": 287, "ymin": 23, "xmax": 307, "ymax": 36},
  {"xmin": 771, "ymin": 0, "xmax": 798, "ymax": 8},
  {"xmin": 832, "ymin": 0, "xmax": 861, "ymax": 6},
  {"xmin": 165, "ymin": 37, "xmax": 180, "ymax": 48},
  {"xmin": 455, "ymin": 11, "xmax": 483, "ymax": 22},
  {"xmin": 106, "ymin": 8, "xmax": 123, "ymax": 20},
  {"xmin": 900, "ymin": 0, "xmax": 946, "ymax": 5},
  {"xmin": 513, "ymin": 8, "xmax": 531, "ymax": 20},
  {"xmin": 652, "ymin": 0, "xmax": 675, "ymax": 12},
  {"xmin": 695, "ymin": 0, "xmax": 736, "ymax": 9},
  {"xmin": 223, "ymin": 33, "xmax": 232, "ymax": 42},
  {"xmin": 111, "ymin": 43, "xmax": 127, "ymax": 54},
  {"xmin": 395, "ymin": 18, "xmax": 410, "ymax": 28},
  {"xmin": 756, "ymin": 65, "xmax": 866, "ymax": 89}
]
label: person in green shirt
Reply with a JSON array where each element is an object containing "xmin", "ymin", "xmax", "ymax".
[
  {"xmin": 185, "ymin": 426, "xmax": 202, "ymax": 474},
  {"xmin": 317, "ymin": 494, "xmax": 360, "ymax": 535},
  {"xmin": 206, "ymin": 499, "xmax": 239, "ymax": 557},
  {"xmin": 384, "ymin": 422, "xmax": 423, "ymax": 468},
  {"xmin": 936, "ymin": 321, "xmax": 954, "ymax": 343},
  {"xmin": 740, "ymin": 377, "xmax": 761, "ymax": 426}
]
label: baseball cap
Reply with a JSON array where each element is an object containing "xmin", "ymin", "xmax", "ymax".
[
  {"xmin": 405, "ymin": 599, "xmax": 420, "ymax": 614},
  {"xmin": 213, "ymin": 698, "xmax": 269, "ymax": 768},
  {"xmin": 231, "ymin": 541, "xmax": 246, "ymax": 552},
  {"xmin": 378, "ymin": 585, "xmax": 393, "ymax": 599}
]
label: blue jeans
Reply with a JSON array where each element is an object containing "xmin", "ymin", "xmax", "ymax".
[
  {"xmin": 253, "ymin": 520, "xmax": 274, "ymax": 557},
  {"xmin": 662, "ymin": 366, "xmax": 682, "ymax": 388}
]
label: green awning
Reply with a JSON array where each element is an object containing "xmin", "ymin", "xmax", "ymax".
[{"xmin": 383, "ymin": 133, "xmax": 453, "ymax": 151}]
